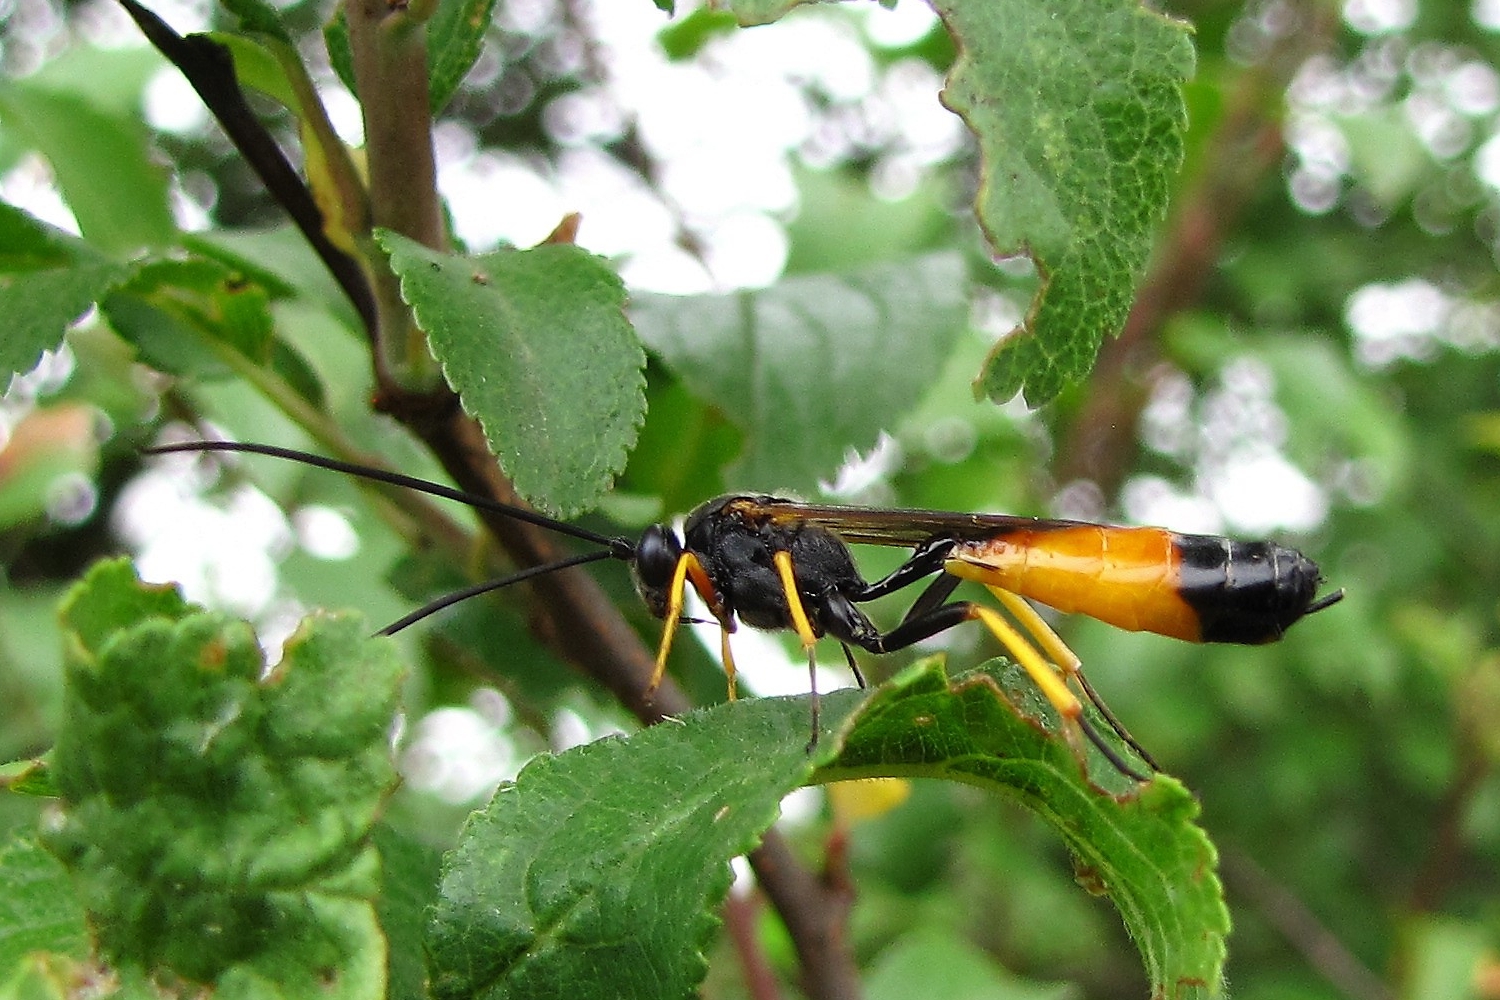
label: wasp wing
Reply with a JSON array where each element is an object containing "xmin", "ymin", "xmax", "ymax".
[{"xmin": 738, "ymin": 497, "xmax": 1078, "ymax": 546}]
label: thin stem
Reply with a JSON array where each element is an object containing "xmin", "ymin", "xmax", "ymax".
[
  {"xmin": 344, "ymin": 0, "xmax": 446, "ymax": 387},
  {"xmin": 724, "ymin": 889, "xmax": 785, "ymax": 1000},
  {"xmin": 1221, "ymin": 847, "xmax": 1394, "ymax": 1000},
  {"xmin": 402, "ymin": 408, "xmax": 865, "ymax": 1000},
  {"xmin": 749, "ymin": 831, "xmax": 862, "ymax": 1000}
]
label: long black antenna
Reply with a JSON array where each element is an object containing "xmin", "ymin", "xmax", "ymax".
[
  {"xmin": 377, "ymin": 549, "xmax": 619, "ymax": 635},
  {"xmin": 144, "ymin": 440, "xmax": 635, "ymax": 555}
]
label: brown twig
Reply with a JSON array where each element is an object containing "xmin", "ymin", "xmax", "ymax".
[
  {"xmin": 751, "ymin": 825, "xmax": 862, "ymax": 1000},
  {"xmin": 381, "ymin": 390, "xmax": 866, "ymax": 1000},
  {"xmin": 724, "ymin": 888, "xmax": 786, "ymax": 1000},
  {"xmin": 1221, "ymin": 847, "xmax": 1394, "ymax": 1000},
  {"xmin": 1407, "ymin": 731, "xmax": 1492, "ymax": 913}
]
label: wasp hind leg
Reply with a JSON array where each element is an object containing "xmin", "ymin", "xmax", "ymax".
[
  {"xmin": 962, "ymin": 605, "xmax": 1148, "ymax": 781},
  {"xmin": 985, "ymin": 587, "xmax": 1159, "ymax": 775},
  {"xmin": 865, "ymin": 583, "xmax": 1150, "ymax": 782}
]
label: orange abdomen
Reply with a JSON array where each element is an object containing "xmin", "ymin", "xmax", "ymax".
[{"xmin": 943, "ymin": 526, "xmax": 1202, "ymax": 641}]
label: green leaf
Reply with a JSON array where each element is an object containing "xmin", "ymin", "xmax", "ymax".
[
  {"xmin": 208, "ymin": 31, "xmax": 301, "ymax": 110},
  {"xmin": 20, "ymin": 45, "xmax": 165, "ymax": 119},
  {"xmin": 0, "ymin": 205, "xmax": 132, "ymax": 386},
  {"xmin": 106, "ymin": 258, "xmax": 271, "ymax": 376},
  {"xmin": 103, "ymin": 256, "xmax": 324, "ymax": 404},
  {"xmin": 657, "ymin": 6, "xmax": 739, "ymax": 60},
  {"xmin": 935, "ymin": 0, "xmax": 1194, "ymax": 406},
  {"xmin": 45, "ymin": 559, "xmax": 404, "ymax": 994},
  {"xmin": 324, "ymin": 17, "xmax": 356, "ymax": 99},
  {"xmin": 631, "ymin": 252, "xmax": 967, "ymax": 493},
  {"xmin": 426, "ymin": 690, "xmax": 866, "ymax": 1000},
  {"xmin": 865, "ymin": 928, "xmax": 1074, "ymax": 1000},
  {"xmin": 179, "ymin": 232, "xmax": 299, "ymax": 301},
  {"xmin": 0, "ymin": 84, "xmax": 175, "ymax": 255},
  {"xmin": 428, "ymin": 658, "xmax": 1223, "ymax": 999},
  {"xmin": 217, "ymin": 0, "xmax": 295, "ymax": 45},
  {"xmin": 0, "ymin": 838, "xmax": 89, "ymax": 977},
  {"xmin": 184, "ymin": 226, "xmax": 355, "ymax": 328},
  {"xmin": 0, "ymin": 759, "xmax": 55, "ymax": 797},
  {"xmin": 783, "ymin": 167, "xmax": 955, "ymax": 274},
  {"xmin": 324, "ymin": 0, "xmax": 498, "ymax": 116},
  {"xmin": 427, "ymin": 0, "xmax": 500, "ymax": 114},
  {"xmin": 722, "ymin": 0, "xmax": 805, "ymax": 26},
  {"xmin": 373, "ymin": 825, "xmax": 444, "ymax": 1000},
  {"xmin": 820, "ymin": 661, "xmax": 1228, "ymax": 999},
  {"xmin": 378, "ymin": 233, "xmax": 645, "ymax": 517}
]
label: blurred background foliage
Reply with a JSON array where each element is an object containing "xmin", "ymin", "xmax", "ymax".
[{"xmin": 3, "ymin": 0, "xmax": 1500, "ymax": 997}]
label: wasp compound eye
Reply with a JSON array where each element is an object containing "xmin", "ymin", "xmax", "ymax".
[{"xmin": 632, "ymin": 524, "xmax": 682, "ymax": 619}]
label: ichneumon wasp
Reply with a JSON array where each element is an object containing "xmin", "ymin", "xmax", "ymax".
[{"xmin": 145, "ymin": 440, "xmax": 1344, "ymax": 780}]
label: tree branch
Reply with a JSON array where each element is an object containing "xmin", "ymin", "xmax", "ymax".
[
  {"xmin": 344, "ymin": 0, "xmax": 446, "ymax": 387},
  {"xmin": 724, "ymin": 888, "xmax": 786, "ymax": 1000},
  {"xmin": 751, "ymin": 827, "xmax": 861, "ymax": 1000},
  {"xmin": 390, "ymin": 401, "xmax": 865, "ymax": 1000},
  {"xmin": 117, "ymin": 0, "xmax": 378, "ymax": 333}
]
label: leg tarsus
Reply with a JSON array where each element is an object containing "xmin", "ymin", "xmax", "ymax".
[
  {"xmin": 805, "ymin": 647, "xmax": 821, "ymax": 752},
  {"xmin": 987, "ymin": 587, "xmax": 1157, "ymax": 778},
  {"xmin": 1077, "ymin": 713, "xmax": 1152, "ymax": 782},
  {"xmin": 1076, "ymin": 671, "xmax": 1158, "ymax": 774},
  {"xmin": 720, "ymin": 628, "xmax": 739, "ymax": 701},
  {"xmin": 841, "ymin": 643, "xmax": 866, "ymax": 689}
]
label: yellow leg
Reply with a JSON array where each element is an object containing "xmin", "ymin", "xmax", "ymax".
[
  {"xmin": 773, "ymin": 550, "xmax": 825, "ymax": 749},
  {"xmin": 721, "ymin": 628, "xmax": 739, "ymax": 701},
  {"xmin": 986, "ymin": 586, "xmax": 1156, "ymax": 774},
  {"xmin": 648, "ymin": 551, "xmax": 705, "ymax": 693},
  {"xmin": 966, "ymin": 605, "xmax": 1083, "ymax": 725},
  {"xmin": 989, "ymin": 587, "xmax": 1082, "ymax": 678},
  {"xmin": 772, "ymin": 550, "xmax": 818, "ymax": 650}
]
